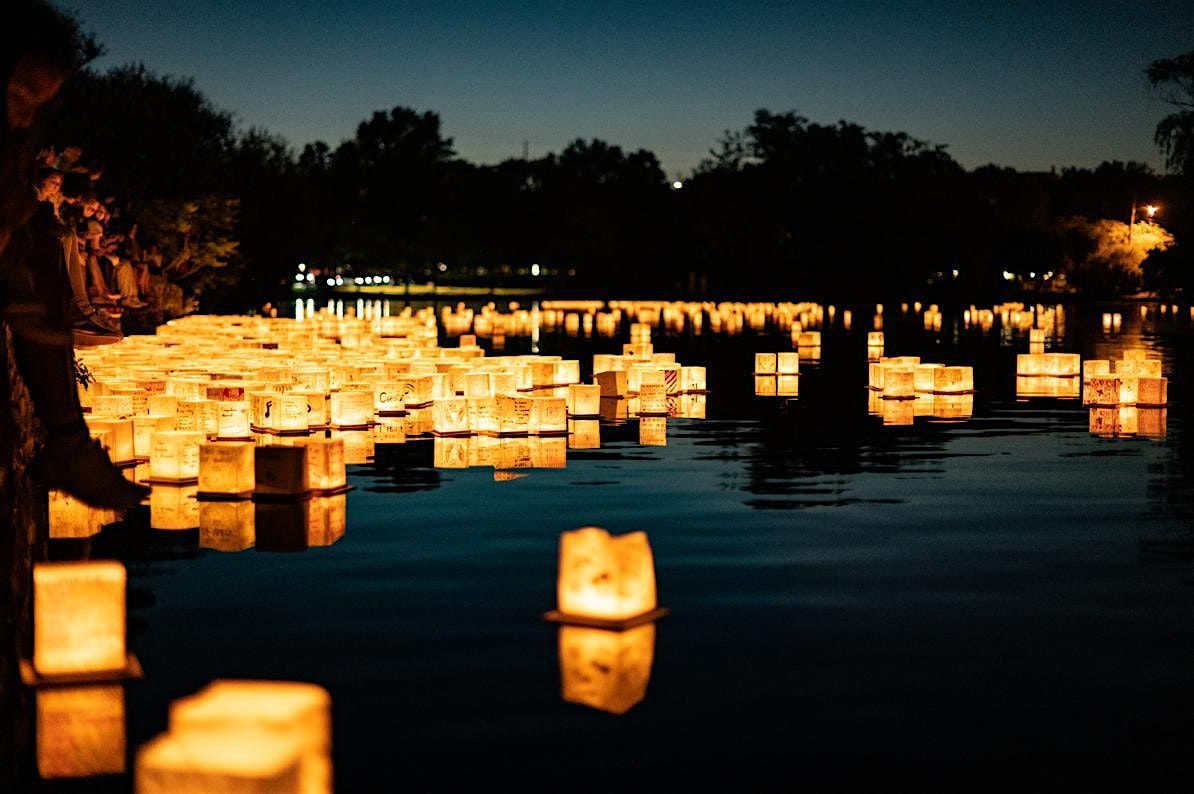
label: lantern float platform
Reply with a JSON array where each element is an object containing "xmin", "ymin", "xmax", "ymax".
[
  {"xmin": 543, "ymin": 607, "xmax": 669, "ymax": 631},
  {"xmin": 20, "ymin": 655, "xmax": 144, "ymax": 687}
]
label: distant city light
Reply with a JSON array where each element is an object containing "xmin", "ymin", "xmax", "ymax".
[
  {"xmin": 335, "ymin": 276, "xmax": 343, "ymax": 285},
  {"xmin": 365, "ymin": 276, "xmax": 373, "ymax": 284},
  {"xmin": 672, "ymin": 180, "xmax": 683, "ymax": 189},
  {"xmin": 438, "ymin": 262, "xmax": 448, "ymax": 272},
  {"xmin": 298, "ymin": 262, "xmax": 306, "ymax": 272},
  {"xmin": 1146, "ymin": 204, "xmax": 1158, "ymax": 217},
  {"xmin": 382, "ymin": 275, "xmax": 391, "ymax": 284},
  {"xmin": 1029, "ymin": 272, "xmax": 1036, "ymax": 278},
  {"xmin": 951, "ymin": 269, "xmax": 959, "ymax": 277},
  {"xmin": 306, "ymin": 273, "xmax": 314, "ymax": 282},
  {"xmin": 326, "ymin": 278, "xmax": 336, "ymax": 286},
  {"xmin": 294, "ymin": 274, "xmax": 304, "ymax": 282},
  {"xmin": 531, "ymin": 263, "xmax": 540, "ymax": 276},
  {"xmin": 1003, "ymin": 271, "xmax": 1015, "ymax": 281},
  {"xmin": 354, "ymin": 277, "xmax": 363, "ymax": 285}
]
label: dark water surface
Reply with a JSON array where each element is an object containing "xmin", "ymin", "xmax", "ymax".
[{"xmin": 34, "ymin": 302, "xmax": 1194, "ymax": 788}]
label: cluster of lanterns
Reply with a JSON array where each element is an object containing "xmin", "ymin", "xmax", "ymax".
[
  {"xmin": 1083, "ymin": 349, "xmax": 1168, "ymax": 438},
  {"xmin": 866, "ymin": 347, "xmax": 975, "ymax": 426}
]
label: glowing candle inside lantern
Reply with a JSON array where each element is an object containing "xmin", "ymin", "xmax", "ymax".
[
  {"xmin": 149, "ymin": 430, "xmax": 204, "ymax": 481},
  {"xmin": 556, "ymin": 527, "xmax": 658, "ymax": 623},
  {"xmin": 33, "ymin": 561, "xmax": 126, "ymax": 677}
]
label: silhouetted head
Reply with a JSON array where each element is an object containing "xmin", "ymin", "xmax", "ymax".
[{"xmin": 1, "ymin": 1, "xmax": 77, "ymax": 133}]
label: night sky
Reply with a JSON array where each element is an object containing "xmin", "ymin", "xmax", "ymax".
[{"xmin": 70, "ymin": 0, "xmax": 1193, "ymax": 176}]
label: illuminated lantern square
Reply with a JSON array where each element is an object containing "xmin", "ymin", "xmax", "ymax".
[
  {"xmin": 556, "ymin": 360, "xmax": 581, "ymax": 385},
  {"xmin": 1016, "ymin": 353, "xmax": 1045, "ymax": 377},
  {"xmin": 931, "ymin": 394, "xmax": 973, "ymax": 419},
  {"xmin": 776, "ymin": 352, "xmax": 799, "ymax": 375},
  {"xmin": 329, "ymin": 391, "xmax": 373, "ymax": 428},
  {"xmin": 639, "ymin": 417, "xmax": 667, "ymax": 446},
  {"xmin": 1029, "ymin": 328, "xmax": 1045, "ymax": 345},
  {"xmin": 168, "ymin": 679, "xmax": 330, "ymax": 794},
  {"xmin": 679, "ymin": 394, "xmax": 707, "ymax": 418},
  {"xmin": 254, "ymin": 446, "xmax": 311, "ymax": 496},
  {"xmin": 370, "ymin": 383, "xmax": 405, "ymax": 415},
  {"xmin": 150, "ymin": 485, "xmax": 200, "ymax": 531},
  {"xmin": 300, "ymin": 393, "xmax": 328, "ymax": 428},
  {"xmin": 638, "ymin": 384, "xmax": 668, "ymax": 416},
  {"xmin": 913, "ymin": 364, "xmax": 943, "ymax": 393},
  {"xmin": 867, "ymin": 362, "xmax": 887, "ymax": 390},
  {"xmin": 1137, "ymin": 377, "xmax": 1167, "ymax": 406},
  {"xmin": 596, "ymin": 370, "xmax": 627, "ymax": 397},
  {"xmin": 133, "ymin": 415, "xmax": 177, "ymax": 460},
  {"xmin": 199, "ymin": 442, "xmax": 256, "ymax": 496},
  {"xmin": 622, "ymin": 343, "xmax": 652, "ymax": 360},
  {"xmin": 568, "ymin": 419, "xmax": 601, "ymax": 449},
  {"xmin": 432, "ymin": 396, "xmax": 470, "ymax": 436},
  {"xmin": 881, "ymin": 369, "xmax": 915, "ymax": 400},
  {"xmin": 776, "ymin": 375, "xmax": 799, "ymax": 397},
  {"xmin": 467, "ymin": 396, "xmax": 499, "ymax": 435},
  {"xmin": 753, "ymin": 353, "xmax": 777, "ymax": 374},
  {"xmin": 496, "ymin": 395, "xmax": 532, "ymax": 435},
  {"xmin": 559, "ymin": 623, "xmax": 655, "ymax": 715},
  {"xmin": 199, "ymin": 501, "xmax": 255, "ymax": 552},
  {"xmin": 295, "ymin": 437, "xmax": 346, "ymax": 492},
  {"xmin": 650, "ymin": 352, "xmax": 676, "ymax": 366},
  {"xmin": 531, "ymin": 361, "xmax": 558, "ymax": 388},
  {"xmin": 1123, "ymin": 349, "xmax": 1149, "ymax": 363},
  {"xmin": 554, "ymin": 527, "xmax": 659, "ymax": 625},
  {"xmin": 217, "ymin": 401, "xmax": 251, "ymax": 439},
  {"xmin": 1083, "ymin": 376, "xmax": 1121, "ymax": 406},
  {"xmin": 1082, "ymin": 359, "xmax": 1110, "ymax": 383},
  {"xmin": 175, "ymin": 400, "xmax": 219, "ymax": 436},
  {"xmin": 1138, "ymin": 407, "xmax": 1168, "ymax": 439},
  {"xmin": 463, "ymin": 372, "xmax": 493, "ymax": 399},
  {"xmin": 134, "ymin": 730, "xmax": 303, "ymax": 794},
  {"xmin": 566, "ymin": 384, "xmax": 601, "ymax": 417},
  {"xmin": 36, "ymin": 684, "xmax": 125, "ymax": 778},
  {"xmin": 87, "ymin": 418, "xmax": 136, "ymax": 465},
  {"xmin": 1044, "ymin": 353, "xmax": 1080, "ymax": 377},
  {"xmin": 33, "ymin": 561, "xmax": 126, "ymax": 677},
  {"xmin": 150, "ymin": 430, "xmax": 204, "ymax": 482},
  {"xmin": 680, "ymin": 366, "xmax": 706, "ymax": 393},
  {"xmin": 867, "ymin": 331, "xmax": 884, "ymax": 347},
  {"xmin": 529, "ymin": 396, "xmax": 567, "ymax": 434},
  {"xmin": 91, "ymin": 395, "xmax": 134, "ymax": 417},
  {"xmin": 496, "ymin": 437, "xmax": 533, "ymax": 470},
  {"xmin": 797, "ymin": 331, "xmax": 821, "ymax": 347},
  {"xmin": 395, "ymin": 376, "xmax": 435, "ymax": 407},
  {"xmin": 932, "ymin": 366, "xmax": 974, "ymax": 394},
  {"xmin": 275, "ymin": 394, "xmax": 311, "ymax": 432},
  {"xmin": 1118, "ymin": 376, "xmax": 1140, "ymax": 405},
  {"xmin": 754, "ymin": 375, "xmax": 777, "ymax": 397},
  {"xmin": 109, "ymin": 388, "xmax": 149, "ymax": 416}
]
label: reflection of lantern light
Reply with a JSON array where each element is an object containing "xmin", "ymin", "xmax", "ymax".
[
  {"xmin": 559, "ymin": 623, "xmax": 655, "ymax": 715},
  {"xmin": 150, "ymin": 485, "xmax": 200, "ymax": 530},
  {"xmin": 199, "ymin": 501, "xmax": 255, "ymax": 552},
  {"xmin": 1138, "ymin": 408, "xmax": 1168, "ymax": 439},
  {"xmin": 568, "ymin": 419, "xmax": 601, "ymax": 449},
  {"xmin": 433, "ymin": 436, "xmax": 469, "ymax": 468},
  {"xmin": 880, "ymin": 398, "xmax": 914, "ymax": 426},
  {"xmin": 754, "ymin": 375, "xmax": 777, "ymax": 397},
  {"xmin": 149, "ymin": 430, "xmax": 204, "ymax": 482},
  {"xmin": 33, "ymin": 561, "xmax": 127, "ymax": 677},
  {"xmin": 135, "ymin": 729, "xmax": 303, "ymax": 794},
  {"xmin": 1016, "ymin": 376, "xmax": 1081, "ymax": 399},
  {"xmin": 930, "ymin": 394, "xmax": 974, "ymax": 420},
  {"xmin": 37, "ymin": 684, "xmax": 125, "ymax": 778},
  {"xmin": 680, "ymin": 365, "xmax": 706, "ymax": 393},
  {"xmin": 637, "ymin": 384, "xmax": 668, "ymax": 416},
  {"xmin": 199, "ymin": 441, "xmax": 255, "ymax": 496},
  {"xmin": 639, "ymin": 416, "xmax": 667, "ymax": 446},
  {"xmin": 550, "ymin": 527, "xmax": 663, "ymax": 627},
  {"xmin": 49, "ymin": 490, "xmax": 115, "ymax": 539},
  {"xmin": 532, "ymin": 436, "xmax": 568, "ymax": 468},
  {"xmin": 168, "ymin": 679, "xmax": 331, "ymax": 794}
]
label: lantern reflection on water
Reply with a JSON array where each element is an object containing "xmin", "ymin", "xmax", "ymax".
[
  {"xmin": 1016, "ymin": 376, "xmax": 1081, "ymax": 399},
  {"xmin": 559, "ymin": 623, "xmax": 655, "ymax": 715},
  {"xmin": 36, "ymin": 684, "xmax": 125, "ymax": 778},
  {"xmin": 135, "ymin": 729, "xmax": 303, "ymax": 794},
  {"xmin": 32, "ymin": 561, "xmax": 131, "ymax": 680},
  {"xmin": 150, "ymin": 485, "xmax": 200, "ymax": 531},
  {"xmin": 199, "ymin": 501, "xmax": 255, "ymax": 552},
  {"xmin": 49, "ymin": 490, "xmax": 115, "ymax": 539},
  {"xmin": 548, "ymin": 527, "xmax": 664, "ymax": 628},
  {"xmin": 639, "ymin": 416, "xmax": 667, "ymax": 446},
  {"xmin": 568, "ymin": 419, "xmax": 601, "ymax": 449}
]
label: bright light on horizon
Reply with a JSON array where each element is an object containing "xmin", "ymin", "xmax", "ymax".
[
  {"xmin": 672, "ymin": 180, "xmax": 683, "ymax": 189},
  {"xmin": 531, "ymin": 263, "xmax": 540, "ymax": 276}
]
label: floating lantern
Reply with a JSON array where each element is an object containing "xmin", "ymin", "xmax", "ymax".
[
  {"xmin": 109, "ymin": 387, "xmax": 149, "ymax": 415},
  {"xmin": 931, "ymin": 366, "xmax": 974, "ymax": 394},
  {"xmin": 557, "ymin": 360, "xmax": 581, "ymax": 385},
  {"xmin": 149, "ymin": 430, "xmax": 204, "ymax": 482},
  {"xmin": 168, "ymin": 679, "xmax": 331, "ymax": 794},
  {"xmin": 1083, "ymin": 376, "xmax": 1120, "ymax": 406},
  {"xmin": 753, "ymin": 353, "xmax": 777, "ymax": 375},
  {"xmin": 372, "ymin": 383, "xmax": 405, "ymax": 415},
  {"xmin": 566, "ymin": 384, "xmax": 601, "ymax": 417},
  {"xmin": 867, "ymin": 331, "xmax": 884, "ymax": 347},
  {"xmin": 49, "ymin": 490, "xmax": 113, "ymax": 539},
  {"xmin": 463, "ymin": 372, "xmax": 492, "ymax": 399},
  {"xmin": 548, "ymin": 527, "xmax": 664, "ymax": 627},
  {"xmin": 432, "ymin": 397, "xmax": 470, "ymax": 436},
  {"xmin": 797, "ymin": 331, "xmax": 820, "ymax": 347},
  {"xmin": 913, "ymin": 364, "xmax": 943, "ymax": 393},
  {"xmin": 637, "ymin": 384, "xmax": 668, "ymax": 416},
  {"xmin": 32, "ymin": 561, "xmax": 128, "ymax": 679},
  {"xmin": 679, "ymin": 394, "xmax": 707, "ymax": 418},
  {"xmin": 1137, "ymin": 377, "xmax": 1167, "ymax": 406},
  {"xmin": 754, "ymin": 375, "xmax": 777, "ymax": 397},
  {"xmin": 529, "ymin": 395, "xmax": 567, "ymax": 434},
  {"xmin": 639, "ymin": 416, "xmax": 667, "ymax": 446},
  {"xmin": 776, "ymin": 352, "xmax": 799, "ymax": 375},
  {"xmin": 86, "ymin": 418, "xmax": 136, "ymax": 465},
  {"xmin": 300, "ymin": 393, "xmax": 329, "ymax": 428},
  {"xmin": 467, "ymin": 396, "xmax": 499, "ymax": 435},
  {"xmin": 1089, "ymin": 406, "xmax": 1138, "ymax": 437},
  {"xmin": 199, "ymin": 442, "xmax": 255, "ymax": 496},
  {"xmin": 1029, "ymin": 328, "xmax": 1045, "ymax": 345},
  {"xmin": 254, "ymin": 446, "xmax": 311, "ymax": 497},
  {"xmin": 881, "ymin": 369, "xmax": 915, "ymax": 400},
  {"xmin": 328, "ymin": 391, "xmax": 372, "ymax": 428},
  {"xmin": 596, "ymin": 370, "xmax": 628, "ymax": 397},
  {"xmin": 776, "ymin": 375, "xmax": 799, "ymax": 397},
  {"xmin": 497, "ymin": 395, "xmax": 532, "ymax": 435},
  {"xmin": 150, "ymin": 485, "xmax": 200, "ymax": 531},
  {"xmin": 433, "ymin": 435, "xmax": 469, "ymax": 468},
  {"xmin": 133, "ymin": 415, "xmax": 176, "ymax": 460},
  {"xmin": 135, "ymin": 729, "xmax": 303, "ymax": 794},
  {"xmin": 1118, "ymin": 377, "xmax": 1140, "ymax": 405},
  {"xmin": 91, "ymin": 395, "xmax": 134, "ymax": 417},
  {"xmin": 558, "ymin": 623, "xmax": 655, "ymax": 715},
  {"xmin": 216, "ymin": 401, "xmax": 251, "ymax": 439},
  {"xmin": 1082, "ymin": 360, "xmax": 1110, "ymax": 383},
  {"xmin": 680, "ymin": 366, "xmax": 706, "ymax": 393},
  {"xmin": 199, "ymin": 501, "xmax": 255, "ymax": 552},
  {"xmin": 296, "ymin": 437, "xmax": 346, "ymax": 492},
  {"xmin": 36, "ymin": 684, "xmax": 125, "ymax": 778}
]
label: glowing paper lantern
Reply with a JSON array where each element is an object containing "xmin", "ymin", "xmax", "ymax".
[
  {"xmin": 881, "ymin": 369, "xmax": 915, "ymax": 400},
  {"xmin": 867, "ymin": 331, "xmax": 884, "ymax": 348},
  {"xmin": 168, "ymin": 679, "xmax": 331, "ymax": 794},
  {"xmin": 567, "ymin": 384, "xmax": 601, "ymax": 417},
  {"xmin": 528, "ymin": 395, "xmax": 567, "ymax": 434},
  {"xmin": 551, "ymin": 527, "xmax": 662, "ymax": 627},
  {"xmin": 931, "ymin": 366, "xmax": 974, "ymax": 394},
  {"xmin": 1082, "ymin": 360, "xmax": 1110, "ymax": 383},
  {"xmin": 913, "ymin": 364, "xmax": 943, "ymax": 393},
  {"xmin": 295, "ymin": 437, "xmax": 347, "ymax": 492},
  {"xmin": 254, "ymin": 446, "xmax": 311, "ymax": 496},
  {"xmin": 497, "ymin": 395, "xmax": 532, "ymax": 435},
  {"xmin": 135, "ymin": 730, "xmax": 303, "ymax": 794},
  {"xmin": 1083, "ymin": 377, "xmax": 1120, "ymax": 406},
  {"xmin": 301, "ymin": 393, "xmax": 329, "ymax": 428},
  {"xmin": 680, "ymin": 366, "xmax": 706, "ymax": 393},
  {"xmin": 558, "ymin": 623, "xmax": 655, "ymax": 715},
  {"xmin": 679, "ymin": 394, "xmax": 707, "ymax": 418},
  {"xmin": 33, "ymin": 561, "xmax": 127, "ymax": 678},
  {"xmin": 199, "ymin": 501, "xmax": 255, "ymax": 552},
  {"xmin": 36, "ymin": 684, "xmax": 125, "ymax": 778},
  {"xmin": 216, "ymin": 401, "xmax": 251, "ymax": 439},
  {"xmin": 149, "ymin": 430, "xmax": 204, "ymax": 482},
  {"xmin": 329, "ymin": 391, "xmax": 373, "ymax": 428},
  {"xmin": 776, "ymin": 352, "xmax": 799, "ymax": 375},
  {"xmin": 91, "ymin": 395, "xmax": 134, "ymax": 417},
  {"xmin": 133, "ymin": 415, "xmax": 176, "ymax": 460},
  {"xmin": 753, "ymin": 353, "xmax": 777, "ymax": 375},
  {"xmin": 1118, "ymin": 377, "xmax": 1139, "ymax": 405},
  {"xmin": 148, "ymin": 394, "xmax": 178, "ymax": 416},
  {"xmin": 49, "ymin": 490, "xmax": 114, "ymax": 539},
  {"xmin": 199, "ymin": 442, "xmax": 255, "ymax": 496},
  {"xmin": 754, "ymin": 376, "xmax": 777, "ymax": 397},
  {"xmin": 466, "ymin": 396, "xmax": 498, "ymax": 435},
  {"xmin": 1137, "ymin": 377, "xmax": 1167, "ymax": 406},
  {"xmin": 596, "ymin": 370, "xmax": 628, "ymax": 397},
  {"xmin": 637, "ymin": 384, "xmax": 668, "ymax": 416},
  {"xmin": 432, "ymin": 397, "xmax": 470, "ymax": 436}
]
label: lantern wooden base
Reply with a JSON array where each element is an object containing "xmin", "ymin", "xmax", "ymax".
[
  {"xmin": 544, "ymin": 607, "xmax": 669, "ymax": 631},
  {"xmin": 330, "ymin": 422, "xmax": 373, "ymax": 430},
  {"xmin": 431, "ymin": 430, "xmax": 471, "ymax": 438},
  {"xmin": 20, "ymin": 655, "xmax": 143, "ymax": 687},
  {"xmin": 141, "ymin": 476, "xmax": 199, "ymax": 486},
  {"xmin": 214, "ymin": 435, "xmax": 253, "ymax": 442},
  {"xmin": 376, "ymin": 409, "xmax": 406, "ymax": 417},
  {"xmin": 566, "ymin": 412, "xmax": 602, "ymax": 419},
  {"xmin": 312, "ymin": 484, "xmax": 353, "ymax": 497}
]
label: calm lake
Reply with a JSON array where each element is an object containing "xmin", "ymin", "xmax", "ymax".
[{"xmin": 30, "ymin": 299, "xmax": 1194, "ymax": 788}]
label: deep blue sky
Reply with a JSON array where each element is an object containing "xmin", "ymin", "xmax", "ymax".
[{"xmin": 68, "ymin": 0, "xmax": 1193, "ymax": 176}]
